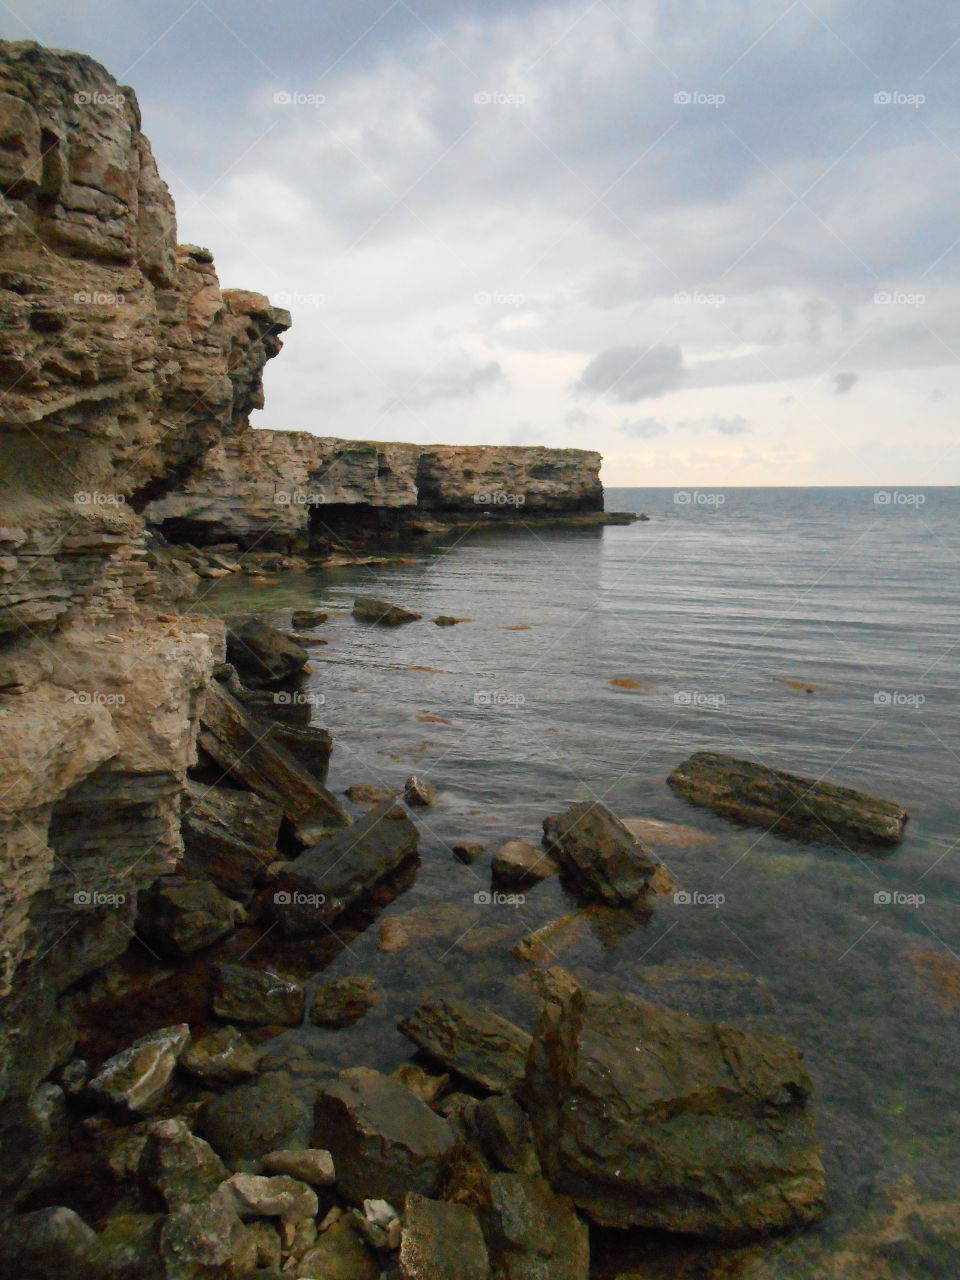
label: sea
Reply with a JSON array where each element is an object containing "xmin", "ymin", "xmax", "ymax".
[{"xmin": 201, "ymin": 486, "xmax": 960, "ymax": 1276}]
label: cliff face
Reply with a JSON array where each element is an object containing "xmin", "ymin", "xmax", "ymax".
[
  {"xmin": 0, "ymin": 40, "xmax": 288, "ymax": 1202},
  {"xmin": 144, "ymin": 431, "xmax": 604, "ymax": 550}
]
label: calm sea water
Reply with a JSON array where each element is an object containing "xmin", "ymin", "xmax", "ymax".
[{"xmin": 202, "ymin": 487, "xmax": 959, "ymax": 1276}]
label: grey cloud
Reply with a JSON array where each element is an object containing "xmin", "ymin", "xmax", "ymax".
[
  {"xmin": 575, "ymin": 344, "xmax": 685, "ymax": 402},
  {"xmin": 831, "ymin": 372, "xmax": 858, "ymax": 395},
  {"xmin": 380, "ymin": 360, "xmax": 507, "ymax": 412},
  {"xmin": 620, "ymin": 417, "xmax": 669, "ymax": 438}
]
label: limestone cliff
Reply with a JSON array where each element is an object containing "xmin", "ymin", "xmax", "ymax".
[
  {"xmin": 145, "ymin": 432, "xmax": 605, "ymax": 550},
  {"xmin": 0, "ymin": 40, "xmax": 288, "ymax": 1203}
]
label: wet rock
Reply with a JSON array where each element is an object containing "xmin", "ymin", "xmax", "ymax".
[
  {"xmin": 542, "ymin": 801, "xmax": 676, "ymax": 904},
  {"xmin": 297, "ymin": 1217, "xmax": 380, "ymax": 1280},
  {"xmin": 225, "ymin": 618, "xmax": 309, "ymax": 689},
  {"xmin": 138, "ymin": 1117, "xmax": 227, "ymax": 1210},
  {"xmin": 86, "ymin": 1024, "xmax": 190, "ymax": 1115},
  {"xmin": 667, "ymin": 750, "xmax": 909, "ymax": 847},
  {"xmin": 261, "ymin": 1147, "xmax": 335, "ymax": 1186},
  {"xmin": 473, "ymin": 1096, "xmax": 540, "ymax": 1176},
  {"xmin": 432, "ymin": 615, "xmax": 470, "ymax": 626},
  {"xmin": 292, "ymin": 610, "xmax": 328, "ymax": 629},
  {"xmin": 483, "ymin": 1172, "xmax": 589, "ymax": 1280},
  {"xmin": 0, "ymin": 1206, "xmax": 96, "ymax": 1280},
  {"xmin": 137, "ymin": 876, "xmax": 242, "ymax": 957},
  {"xmin": 212, "ymin": 963, "xmax": 304, "ymax": 1027},
  {"xmin": 398, "ymin": 998, "xmax": 531, "ymax": 1094},
  {"xmin": 400, "ymin": 1193, "xmax": 490, "ymax": 1279},
  {"xmin": 263, "ymin": 722, "xmax": 332, "ymax": 785},
  {"xmin": 404, "ymin": 775, "xmax": 437, "ymax": 806},
  {"xmin": 198, "ymin": 1071, "xmax": 314, "ymax": 1166},
  {"xmin": 453, "ymin": 841, "xmax": 486, "ymax": 864},
  {"xmin": 182, "ymin": 781, "xmax": 283, "ymax": 899},
  {"xmin": 309, "ymin": 976, "xmax": 381, "ymax": 1028},
  {"xmin": 391, "ymin": 1062, "xmax": 450, "ymax": 1105},
  {"xmin": 491, "ymin": 840, "xmax": 557, "ymax": 886},
  {"xmin": 313, "ymin": 1067, "xmax": 456, "ymax": 1205},
  {"xmin": 345, "ymin": 783, "xmax": 397, "ymax": 805},
  {"xmin": 272, "ymin": 802, "xmax": 419, "ymax": 937},
  {"xmin": 180, "ymin": 1026, "xmax": 259, "ymax": 1088},
  {"xmin": 160, "ymin": 1185, "xmax": 257, "ymax": 1280},
  {"xmin": 353, "ymin": 597, "xmax": 422, "ymax": 626},
  {"xmin": 222, "ymin": 1172, "xmax": 318, "ymax": 1222},
  {"xmin": 523, "ymin": 975, "xmax": 826, "ymax": 1240}
]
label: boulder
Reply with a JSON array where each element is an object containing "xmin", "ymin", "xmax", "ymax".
[
  {"xmin": 271, "ymin": 802, "xmax": 419, "ymax": 937},
  {"xmin": 542, "ymin": 801, "xmax": 675, "ymax": 904},
  {"xmin": 225, "ymin": 619, "xmax": 308, "ymax": 689},
  {"xmin": 136, "ymin": 877, "xmax": 242, "ymax": 957},
  {"xmin": 261, "ymin": 1148, "xmax": 335, "ymax": 1186},
  {"xmin": 353, "ymin": 597, "xmax": 422, "ymax": 626},
  {"xmin": 404, "ymin": 775, "xmax": 437, "ymax": 806},
  {"xmin": 180, "ymin": 1026, "xmax": 258, "ymax": 1089},
  {"xmin": 212, "ymin": 964, "xmax": 304, "ymax": 1027},
  {"xmin": 86, "ymin": 1025, "xmax": 190, "ymax": 1115},
  {"xmin": 198, "ymin": 1071, "xmax": 314, "ymax": 1166},
  {"xmin": 0, "ymin": 1206, "xmax": 96, "ymax": 1280},
  {"xmin": 292, "ymin": 610, "xmax": 328, "ymax": 629},
  {"xmin": 312, "ymin": 1068, "xmax": 456, "ymax": 1205},
  {"xmin": 483, "ymin": 1173, "xmax": 589, "ymax": 1280},
  {"xmin": 309, "ymin": 976, "xmax": 381, "ymax": 1028},
  {"xmin": 667, "ymin": 750, "xmax": 908, "ymax": 847},
  {"xmin": 523, "ymin": 976, "xmax": 827, "ymax": 1240},
  {"xmin": 138, "ymin": 1118, "xmax": 228, "ymax": 1210},
  {"xmin": 491, "ymin": 840, "xmax": 557, "ymax": 886},
  {"xmin": 400, "ymin": 1194, "xmax": 490, "ymax": 1280},
  {"xmin": 181, "ymin": 781, "xmax": 283, "ymax": 899},
  {"xmin": 398, "ymin": 998, "xmax": 531, "ymax": 1094}
]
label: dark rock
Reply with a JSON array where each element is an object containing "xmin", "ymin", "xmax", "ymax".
[
  {"xmin": 271, "ymin": 802, "xmax": 419, "ymax": 937},
  {"xmin": 182, "ymin": 781, "xmax": 283, "ymax": 899},
  {"xmin": 225, "ymin": 618, "xmax": 309, "ymax": 689},
  {"xmin": 263, "ymin": 723, "xmax": 332, "ymax": 785},
  {"xmin": 180, "ymin": 1026, "xmax": 259, "ymax": 1088},
  {"xmin": 212, "ymin": 964, "xmax": 304, "ymax": 1027},
  {"xmin": 138, "ymin": 1117, "xmax": 228, "ymax": 1210},
  {"xmin": 432, "ymin": 615, "xmax": 470, "ymax": 626},
  {"xmin": 353, "ymin": 596, "xmax": 422, "ymax": 625},
  {"xmin": 483, "ymin": 1173, "xmax": 589, "ymax": 1280},
  {"xmin": 92, "ymin": 1213, "xmax": 163, "ymax": 1280},
  {"xmin": 309, "ymin": 976, "xmax": 381, "ymax": 1028},
  {"xmin": 159, "ymin": 1185, "xmax": 257, "ymax": 1280},
  {"xmin": 312, "ymin": 1067, "xmax": 456, "ymax": 1205},
  {"xmin": 198, "ymin": 1071, "xmax": 314, "ymax": 1166},
  {"xmin": 542, "ymin": 801, "xmax": 676, "ymax": 904},
  {"xmin": 523, "ymin": 975, "xmax": 827, "ymax": 1240},
  {"xmin": 404, "ymin": 775, "xmax": 437, "ymax": 806},
  {"xmin": 667, "ymin": 750, "xmax": 909, "ymax": 847},
  {"xmin": 491, "ymin": 840, "xmax": 557, "ymax": 886},
  {"xmin": 398, "ymin": 998, "xmax": 531, "ymax": 1094},
  {"xmin": 345, "ymin": 783, "xmax": 396, "ymax": 805},
  {"xmin": 137, "ymin": 877, "xmax": 242, "ymax": 957},
  {"xmin": 291, "ymin": 609, "xmax": 328, "ymax": 629},
  {"xmin": 0, "ymin": 1206, "xmax": 96, "ymax": 1280},
  {"xmin": 198, "ymin": 681, "xmax": 351, "ymax": 828},
  {"xmin": 400, "ymin": 1193, "xmax": 490, "ymax": 1280},
  {"xmin": 297, "ymin": 1217, "xmax": 379, "ymax": 1279},
  {"xmin": 86, "ymin": 1025, "xmax": 190, "ymax": 1115},
  {"xmin": 453, "ymin": 842, "xmax": 486, "ymax": 864},
  {"xmin": 473, "ymin": 1096, "xmax": 540, "ymax": 1176}
]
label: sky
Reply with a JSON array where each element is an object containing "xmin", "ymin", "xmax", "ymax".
[{"xmin": 2, "ymin": 0, "xmax": 959, "ymax": 485}]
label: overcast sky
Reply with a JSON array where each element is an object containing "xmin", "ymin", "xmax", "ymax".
[{"xmin": 4, "ymin": 1, "xmax": 959, "ymax": 484}]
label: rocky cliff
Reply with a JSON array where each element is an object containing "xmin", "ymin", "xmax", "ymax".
[
  {"xmin": 144, "ymin": 432, "xmax": 606, "ymax": 551},
  {"xmin": 0, "ymin": 39, "xmax": 288, "ymax": 1202}
]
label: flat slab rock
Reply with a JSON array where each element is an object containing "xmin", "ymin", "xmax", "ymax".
[
  {"xmin": 523, "ymin": 975, "xmax": 826, "ymax": 1241},
  {"xmin": 667, "ymin": 750, "xmax": 908, "ymax": 847},
  {"xmin": 542, "ymin": 801, "xmax": 676, "ymax": 904},
  {"xmin": 398, "ymin": 997, "xmax": 531, "ymax": 1094}
]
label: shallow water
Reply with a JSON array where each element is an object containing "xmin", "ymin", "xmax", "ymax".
[{"xmin": 199, "ymin": 486, "xmax": 960, "ymax": 1277}]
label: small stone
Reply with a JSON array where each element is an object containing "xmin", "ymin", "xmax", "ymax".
[
  {"xmin": 404, "ymin": 776, "xmax": 437, "ymax": 806},
  {"xmin": 86, "ymin": 1025, "xmax": 190, "ymax": 1115},
  {"xmin": 292, "ymin": 609, "xmax": 328, "ymax": 628},
  {"xmin": 222, "ymin": 1172, "xmax": 318, "ymax": 1223},
  {"xmin": 261, "ymin": 1148, "xmax": 335, "ymax": 1186},
  {"xmin": 309, "ymin": 976, "xmax": 381, "ymax": 1028},
  {"xmin": 180, "ymin": 1026, "xmax": 258, "ymax": 1088},
  {"xmin": 491, "ymin": 840, "xmax": 557, "ymax": 886},
  {"xmin": 390, "ymin": 1062, "xmax": 450, "ymax": 1105},
  {"xmin": 453, "ymin": 842, "xmax": 485, "ymax": 864},
  {"xmin": 353, "ymin": 597, "xmax": 422, "ymax": 626}
]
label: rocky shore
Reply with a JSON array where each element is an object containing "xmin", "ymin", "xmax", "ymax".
[{"xmin": 0, "ymin": 36, "xmax": 924, "ymax": 1280}]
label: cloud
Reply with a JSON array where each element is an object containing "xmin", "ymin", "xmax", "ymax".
[
  {"xmin": 831, "ymin": 372, "xmax": 859, "ymax": 396},
  {"xmin": 575, "ymin": 344, "xmax": 685, "ymax": 402},
  {"xmin": 711, "ymin": 414, "xmax": 751, "ymax": 435},
  {"xmin": 564, "ymin": 408, "xmax": 595, "ymax": 428},
  {"xmin": 381, "ymin": 359, "xmax": 507, "ymax": 412},
  {"xmin": 620, "ymin": 417, "xmax": 669, "ymax": 438}
]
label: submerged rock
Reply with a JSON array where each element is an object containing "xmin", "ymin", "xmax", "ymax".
[
  {"xmin": 523, "ymin": 975, "xmax": 827, "ymax": 1240},
  {"xmin": 313, "ymin": 1068, "xmax": 456, "ymax": 1205},
  {"xmin": 225, "ymin": 618, "xmax": 309, "ymax": 689},
  {"xmin": 353, "ymin": 597, "xmax": 422, "ymax": 625},
  {"xmin": 667, "ymin": 750, "xmax": 909, "ymax": 847},
  {"xmin": 491, "ymin": 840, "xmax": 558, "ymax": 886},
  {"xmin": 212, "ymin": 964, "xmax": 304, "ymax": 1027},
  {"xmin": 400, "ymin": 1193, "xmax": 490, "ymax": 1280},
  {"xmin": 180, "ymin": 1026, "xmax": 259, "ymax": 1089},
  {"xmin": 542, "ymin": 801, "xmax": 676, "ymax": 904},
  {"xmin": 345, "ymin": 784, "xmax": 397, "ymax": 806},
  {"xmin": 309, "ymin": 976, "xmax": 381, "ymax": 1028},
  {"xmin": 86, "ymin": 1024, "xmax": 190, "ymax": 1116},
  {"xmin": 398, "ymin": 998, "xmax": 531, "ymax": 1094}
]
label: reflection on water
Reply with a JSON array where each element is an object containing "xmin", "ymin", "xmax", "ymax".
[{"xmin": 199, "ymin": 487, "xmax": 960, "ymax": 1278}]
